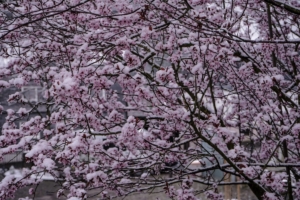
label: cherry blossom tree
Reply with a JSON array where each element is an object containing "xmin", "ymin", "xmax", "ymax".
[{"xmin": 0, "ymin": 0, "xmax": 300, "ymax": 199}]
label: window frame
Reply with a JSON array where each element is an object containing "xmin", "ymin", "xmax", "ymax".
[{"xmin": 21, "ymin": 86, "xmax": 40, "ymax": 102}]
